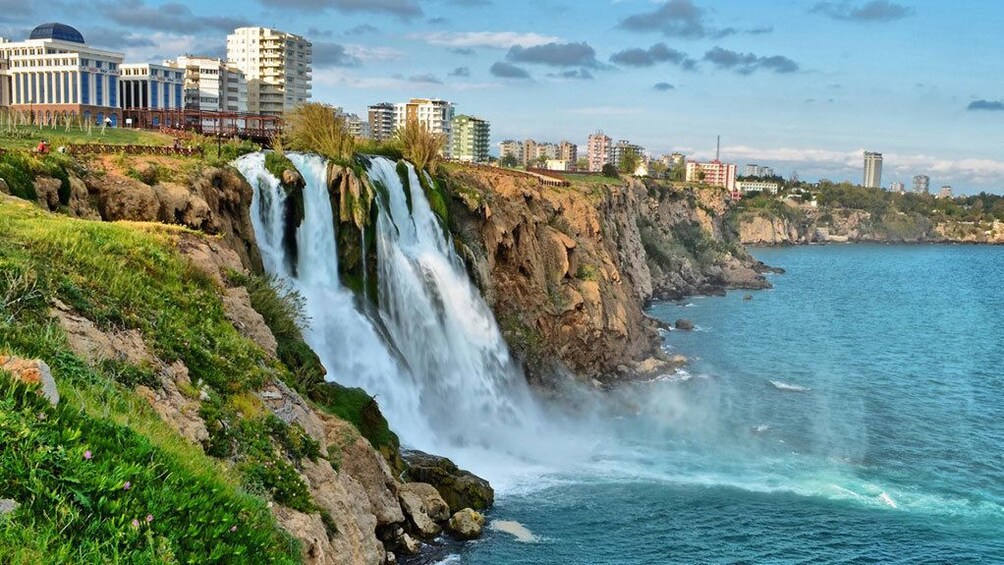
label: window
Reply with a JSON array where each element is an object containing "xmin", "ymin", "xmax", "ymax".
[
  {"xmin": 95, "ymin": 73, "xmax": 103, "ymax": 105},
  {"xmin": 108, "ymin": 76, "xmax": 116, "ymax": 107},
  {"xmin": 151, "ymin": 81, "xmax": 158, "ymax": 108},
  {"xmin": 80, "ymin": 71, "xmax": 89, "ymax": 104}
]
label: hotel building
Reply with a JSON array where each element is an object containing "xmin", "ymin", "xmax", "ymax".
[{"xmin": 226, "ymin": 27, "xmax": 312, "ymax": 116}]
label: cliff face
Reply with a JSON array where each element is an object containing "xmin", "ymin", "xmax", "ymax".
[
  {"xmin": 443, "ymin": 169, "xmax": 769, "ymax": 384},
  {"xmin": 736, "ymin": 205, "xmax": 1004, "ymax": 245}
]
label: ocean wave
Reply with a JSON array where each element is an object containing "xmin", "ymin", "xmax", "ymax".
[{"xmin": 768, "ymin": 380, "xmax": 811, "ymax": 392}]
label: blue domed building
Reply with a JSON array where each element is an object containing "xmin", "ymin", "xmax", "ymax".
[{"xmin": 0, "ymin": 22, "xmax": 124, "ymax": 126}]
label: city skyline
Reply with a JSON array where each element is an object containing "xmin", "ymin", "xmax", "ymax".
[{"xmin": 2, "ymin": 0, "xmax": 1002, "ymax": 192}]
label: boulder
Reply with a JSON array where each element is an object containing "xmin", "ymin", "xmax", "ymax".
[
  {"xmin": 398, "ymin": 482, "xmax": 450, "ymax": 537},
  {"xmin": 0, "ymin": 356, "xmax": 58, "ymax": 405},
  {"xmin": 402, "ymin": 450, "xmax": 494, "ymax": 512},
  {"xmin": 282, "ymin": 169, "xmax": 305, "ymax": 188},
  {"xmin": 398, "ymin": 533, "xmax": 421, "ymax": 556},
  {"xmin": 674, "ymin": 319, "xmax": 694, "ymax": 331},
  {"xmin": 87, "ymin": 174, "xmax": 160, "ymax": 222},
  {"xmin": 33, "ymin": 176, "xmax": 62, "ymax": 210},
  {"xmin": 52, "ymin": 299, "xmax": 153, "ymax": 366},
  {"xmin": 66, "ymin": 176, "xmax": 99, "ymax": 220},
  {"xmin": 447, "ymin": 508, "xmax": 485, "ymax": 540}
]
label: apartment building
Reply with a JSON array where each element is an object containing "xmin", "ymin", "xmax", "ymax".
[
  {"xmin": 864, "ymin": 151, "xmax": 883, "ymax": 188},
  {"xmin": 227, "ymin": 27, "xmax": 311, "ymax": 116},
  {"xmin": 686, "ymin": 160, "xmax": 737, "ymax": 192},
  {"xmin": 0, "ymin": 23, "xmax": 124, "ymax": 125},
  {"xmin": 587, "ymin": 132, "xmax": 612, "ymax": 172},
  {"xmin": 558, "ymin": 140, "xmax": 577, "ymax": 166},
  {"xmin": 394, "ymin": 98, "xmax": 455, "ymax": 157},
  {"xmin": 367, "ymin": 102, "xmax": 395, "ymax": 142},
  {"xmin": 498, "ymin": 139, "xmax": 523, "ymax": 163},
  {"xmin": 167, "ymin": 56, "xmax": 247, "ymax": 113},
  {"xmin": 450, "ymin": 114, "xmax": 490, "ymax": 163}
]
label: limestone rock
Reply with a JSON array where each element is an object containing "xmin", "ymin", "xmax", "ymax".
[
  {"xmin": 447, "ymin": 508, "xmax": 485, "ymax": 540},
  {"xmin": 33, "ymin": 176, "xmax": 61, "ymax": 211},
  {"xmin": 174, "ymin": 233, "xmax": 245, "ymax": 287},
  {"xmin": 87, "ymin": 174, "xmax": 159, "ymax": 222},
  {"xmin": 223, "ymin": 286, "xmax": 278, "ymax": 356},
  {"xmin": 272, "ymin": 505, "xmax": 340, "ymax": 565},
  {"xmin": 0, "ymin": 356, "xmax": 59, "ymax": 405},
  {"xmin": 52, "ymin": 299, "xmax": 153, "ymax": 366},
  {"xmin": 398, "ymin": 482, "xmax": 450, "ymax": 537},
  {"xmin": 153, "ymin": 182, "xmax": 213, "ymax": 231},
  {"xmin": 258, "ymin": 379, "xmax": 328, "ymax": 453},
  {"xmin": 0, "ymin": 178, "xmax": 9, "ymax": 195},
  {"xmin": 65, "ymin": 176, "xmax": 99, "ymax": 220},
  {"xmin": 398, "ymin": 533, "xmax": 421, "ymax": 555},
  {"xmin": 282, "ymin": 169, "xmax": 305, "ymax": 188},
  {"xmin": 135, "ymin": 361, "xmax": 209, "ymax": 444},
  {"xmin": 674, "ymin": 319, "xmax": 694, "ymax": 331},
  {"xmin": 340, "ymin": 437, "xmax": 405, "ymax": 526},
  {"xmin": 402, "ymin": 450, "xmax": 494, "ymax": 512}
]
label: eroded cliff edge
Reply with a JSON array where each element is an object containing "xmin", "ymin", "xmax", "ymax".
[{"xmin": 441, "ymin": 167, "xmax": 771, "ymax": 385}]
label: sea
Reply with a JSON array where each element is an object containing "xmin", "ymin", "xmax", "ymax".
[{"xmin": 427, "ymin": 244, "xmax": 1004, "ymax": 564}]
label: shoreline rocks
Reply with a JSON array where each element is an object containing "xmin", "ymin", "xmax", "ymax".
[
  {"xmin": 402, "ymin": 450, "xmax": 494, "ymax": 513},
  {"xmin": 447, "ymin": 508, "xmax": 485, "ymax": 540}
]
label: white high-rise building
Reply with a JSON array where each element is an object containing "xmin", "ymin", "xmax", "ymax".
[
  {"xmin": 393, "ymin": 98, "xmax": 455, "ymax": 157},
  {"xmin": 166, "ymin": 56, "xmax": 247, "ymax": 113},
  {"xmin": 0, "ymin": 23, "xmax": 124, "ymax": 125},
  {"xmin": 226, "ymin": 27, "xmax": 311, "ymax": 116},
  {"xmin": 864, "ymin": 151, "xmax": 883, "ymax": 188}
]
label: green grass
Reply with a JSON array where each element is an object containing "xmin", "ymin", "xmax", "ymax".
[
  {"xmin": 0, "ymin": 198, "xmax": 327, "ymax": 562},
  {"xmin": 0, "ymin": 125, "xmax": 172, "ymax": 150}
]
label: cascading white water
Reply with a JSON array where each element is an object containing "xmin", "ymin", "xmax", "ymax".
[{"xmin": 235, "ymin": 153, "xmax": 575, "ymax": 486}]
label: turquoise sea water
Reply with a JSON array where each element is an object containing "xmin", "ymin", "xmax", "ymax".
[{"xmin": 428, "ymin": 245, "xmax": 1004, "ymax": 564}]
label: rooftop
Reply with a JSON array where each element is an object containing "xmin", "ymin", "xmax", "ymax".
[{"xmin": 29, "ymin": 23, "xmax": 85, "ymax": 44}]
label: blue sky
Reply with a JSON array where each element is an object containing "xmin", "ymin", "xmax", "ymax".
[{"xmin": 3, "ymin": 0, "xmax": 1003, "ymax": 192}]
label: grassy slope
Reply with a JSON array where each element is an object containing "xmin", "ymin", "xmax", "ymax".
[
  {"xmin": 0, "ymin": 197, "xmax": 305, "ymax": 563},
  {"xmin": 0, "ymin": 125, "xmax": 172, "ymax": 150}
]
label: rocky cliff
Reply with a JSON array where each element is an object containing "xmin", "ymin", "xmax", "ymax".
[
  {"xmin": 442, "ymin": 168, "xmax": 770, "ymax": 385},
  {"xmin": 736, "ymin": 203, "xmax": 1004, "ymax": 245}
]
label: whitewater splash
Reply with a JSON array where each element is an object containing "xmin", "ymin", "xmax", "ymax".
[{"xmin": 768, "ymin": 380, "xmax": 812, "ymax": 392}]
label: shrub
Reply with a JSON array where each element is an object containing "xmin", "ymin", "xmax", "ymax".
[
  {"xmin": 283, "ymin": 103, "xmax": 355, "ymax": 161},
  {"xmin": 395, "ymin": 118, "xmax": 445, "ymax": 174}
]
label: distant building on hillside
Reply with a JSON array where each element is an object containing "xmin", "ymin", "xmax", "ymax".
[
  {"xmin": 587, "ymin": 131, "xmax": 612, "ymax": 172},
  {"xmin": 686, "ymin": 160, "xmax": 737, "ymax": 192},
  {"xmin": 367, "ymin": 102, "xmax": 395, "ymax": 142},
  {"xmin": 498, "ymin": 139, "xmax": 522, "ymax": 163},
  {"xmin": 670, "ymin": 152, "xmax": 685, "ymax": 166},
  {"xmin": 913, "ymin": 174, "xmax": 930, "ymax": 194},
  {"xmin": 333, "ymin": 107, "xmax": 368, "ymax": 139},
  {"xmin": 545, "ymin": 159, "xmax": 571, "ymax": 171},
  {"xmin": 737, "ymin": 180, "xmax": 780, "ymax": 195},
  {"xmin": 450, "ymin": 114, "xmax": 490, "ymax": 163},
  {"xmin": 938, "ymin": 185, "xmax": 953, "ymax": 199},
  {"xmin": 889, "ymin": 181, "xmax": 905, "ymax": 193},
  {"xmin": 558, "ymin": 140, "xmax": 577, "ymax": 165},
  {"xmin": 863, "ymin": 151, "xmax": 883, "ymax": 188},
  {"xmin": 521, "ymin": 139, "xmax": 538, "ymax": 167},
  {"xmin": 744, "ymin": 163, "xmax": 775, "ymax": 178},
  {"xmin": 226, "ymin": 27, "xmax": 311, "ymax": 116},
  {"xmin": 612, "ymin": 139, "xmax": 644, "ymax": 171}
]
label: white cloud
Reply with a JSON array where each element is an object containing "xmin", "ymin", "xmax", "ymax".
[
  {"xmin": 345, "ymin": 44, "xmax": 406, "ymax": 61},
  {"xmin": 409, "ymin": 31, "xmax": 561, "ymax": 49}
]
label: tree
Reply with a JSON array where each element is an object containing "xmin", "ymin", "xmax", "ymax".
[
  {"xmin": 602, "ymin": 163, "xmax": 620, "ymax": 178},
  {"xmin": 500, "ymin": 154, "xmax": 518, "ymax": 168},
  {"xmin": 649, "ymin": 160, "xmax": 668, "ymax": 179},
  {"xmin": 619, "ymin": 148, "xmax": 641, "ymax": 175},
  {"xmin": 283, "ymin": 103, "xmax": 355, "ymax": 160}
]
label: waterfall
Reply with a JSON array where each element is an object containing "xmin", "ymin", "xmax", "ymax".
[{"xmin": 235, "ymin": 153, "xmax": 567, "ymax": 485}]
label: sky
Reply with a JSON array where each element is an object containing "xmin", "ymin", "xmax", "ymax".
[{"xmin": 2, "ymin": 0, "xmax": 1003, "ymax": 192}]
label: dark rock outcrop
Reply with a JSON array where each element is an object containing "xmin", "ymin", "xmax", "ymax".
[{"xmin": 402, "ymin": 450, "xmax": 494, "ymax": 513}]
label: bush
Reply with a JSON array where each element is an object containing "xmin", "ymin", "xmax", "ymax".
[
  {"xmin": 283, "ymin": 103, "xmax": 355, "ymax": 161},
  {"xmin": 395, "ymin": 118, "xmax": 445, "ymax": 174},
  {"xmin": 601, "ymin": 163, "xmax": 620, "ymax": 178}
]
